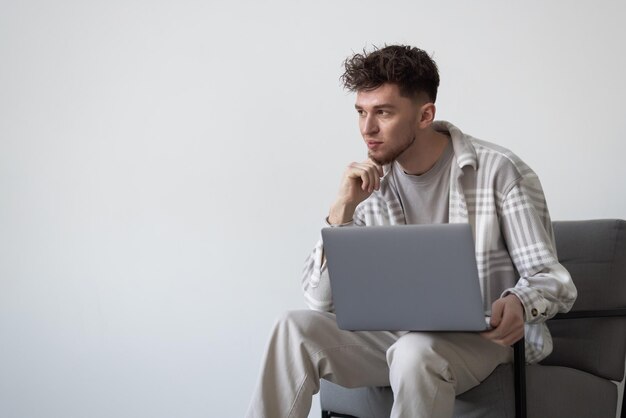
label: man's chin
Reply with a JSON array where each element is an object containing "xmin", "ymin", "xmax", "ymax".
[{"xmin": 368, "ymin": 151, "xmax": 394, "ymax": 166}]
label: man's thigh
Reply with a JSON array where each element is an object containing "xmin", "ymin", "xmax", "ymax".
[
  {"xmin": 388, "ymin": 331, "xmax": 513, "ymax": 394},
  {"xmin": 276, "ymin": 310, "xmax": 406, "ymax": 387}
]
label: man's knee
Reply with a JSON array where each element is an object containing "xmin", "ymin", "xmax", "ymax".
[
  {"xmin": 387, "ymin": 332, "xmax": 452, "ymax": 376},
  {"xmin": 271, "ymin": 309, "xmax": 334, "ymax": 342}
]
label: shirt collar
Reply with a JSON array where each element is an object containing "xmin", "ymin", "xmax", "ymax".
[{"xmin": 433, "ymin": 120, "xmax": 477, "ymax": 170}]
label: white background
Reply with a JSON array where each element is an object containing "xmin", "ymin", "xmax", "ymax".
[{"xmin": 1, "ymin": 1, "xmax": 625, "ymax": 417}]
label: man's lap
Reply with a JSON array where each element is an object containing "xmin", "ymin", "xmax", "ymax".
[{"xmin": 275, "ymin": 309, "xmax": 512, "ymax": 393}]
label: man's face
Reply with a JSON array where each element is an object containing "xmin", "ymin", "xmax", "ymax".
[{"xmin": 355, "ymin": 83, "xmax": 422, "ymax": 165}]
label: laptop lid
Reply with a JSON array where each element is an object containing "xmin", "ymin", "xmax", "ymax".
[{"xmin": 321, "ymin": 223, "xmax": 488, "ymax": 332}]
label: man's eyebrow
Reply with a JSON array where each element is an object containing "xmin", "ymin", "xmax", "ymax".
[{"xmin": 354, "ymin": 103, "xmax": 397, "ymax": 109}]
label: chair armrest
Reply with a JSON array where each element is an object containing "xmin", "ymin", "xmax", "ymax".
[{"xmin": 552, "ymin": 308, "xmax": 626, "ymax": 320}]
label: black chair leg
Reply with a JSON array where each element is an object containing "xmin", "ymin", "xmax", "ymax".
[{"xmin": 513, "ymin": 338, "xmax": 527, "ymax": 418}]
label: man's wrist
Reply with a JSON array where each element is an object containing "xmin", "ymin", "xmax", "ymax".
[
  {"xmin": 328, "ymin": 201, "xmax": 357, "ymax": 225},
  {"xmin": 325, "ymin": 216, "xmax": 353, "ymax": 227},
  {"xmin": 505, "ymin": 293, "xmax": 523, "ymax": 306}
]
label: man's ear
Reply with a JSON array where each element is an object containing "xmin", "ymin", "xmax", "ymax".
[{"xmin": 418, "ymin": 102, "xmax": 436, "ymax": 128}]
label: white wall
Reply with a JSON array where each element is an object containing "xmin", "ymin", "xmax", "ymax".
[{"xmin": 1, "ymin": 1, "xmax": 625, "ymax": 417}]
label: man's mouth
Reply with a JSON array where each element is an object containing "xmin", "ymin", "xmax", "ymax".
[{"xmin": 367, "ymin": 141, "xmax": 382, "ymax": 149}]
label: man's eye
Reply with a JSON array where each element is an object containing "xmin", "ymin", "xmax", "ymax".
[
  {"xmin": 377, "ymin": 110, "xmax": 389, "ymax": 115},
  {"xmin": 357, "ymin": 110, "xmax": 365, "ymax": 116}
]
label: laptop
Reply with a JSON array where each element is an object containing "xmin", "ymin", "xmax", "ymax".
[{"xmin": 321, "ymin": 223, "xmax": 491, "ymax": 332}]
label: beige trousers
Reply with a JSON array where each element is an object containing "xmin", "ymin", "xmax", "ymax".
[{"xmin": 246, "ymin": 310, "xmax": 512, "ymax": 418}]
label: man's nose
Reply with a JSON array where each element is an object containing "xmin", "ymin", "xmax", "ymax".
[{"xmin": 362, "ymin": 115, "xmax": 379, "ymax": 136}]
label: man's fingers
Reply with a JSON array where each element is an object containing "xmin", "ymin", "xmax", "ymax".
[
  {"xmin": 483, "ymin": 326, "xmax": 523, "ymax": 347},
  {"xmin": 366, "ymin": 161, "xmax": 383, "ymax": 191},
  {"xmin": 365, "ymin": 166, "xmax": 375, "ymax": 192},
  {"xmin": 502, "ymin": 315, "xmax": 524, "ymax": 344},
  {"xmin": 348, "ymin": 162, "xmax": 383, "ymax": 192},
  {"xmin": 375, "ymin": 164, "xmax": 382, "ymax": 190},
  {"xmin": 337, "ymin": 160, "xmax": 384, "ymax": 210},
  {"xmin": 359, "ymin": 170, "xmax": 370, "ymax": 191},
  {"xmin": 346, "ymin": 164, "xmax": 367, "ymax": 187},
  {"xmin": 494, "ymin": 327, "xmax": 524, "ymax": 346},
  {"xmin": 490, "ymin": 299, "xmax": 504, "ymax": 328},
  {"xmin": 482, "ymin": 296, "xmax": 525, "ymax": 347},
  {"xmin": 493, "ymin": 317, "xmax": 516, "ymax": 341},
  {"xmin": 368, "ymin": 159, "xmax": 384, "ymax": 177}
]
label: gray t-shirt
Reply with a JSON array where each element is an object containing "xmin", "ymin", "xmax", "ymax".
[{"xmin": 389, "ymin": 137, "xmax": 454, "ymax": 225}]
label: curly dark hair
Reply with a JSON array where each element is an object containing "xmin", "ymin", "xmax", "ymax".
[{"xmin": 341, "ymin": 45, "xmax": 440, "ymax": 102}]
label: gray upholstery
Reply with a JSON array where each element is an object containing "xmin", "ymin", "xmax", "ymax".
[
  {"xmin": 552, "ymin": 220, "xmax": 626, "ymax": 311},
  {"xmin": 544, "ymin": 317, "xmax": 626, "ymax": 381},
  {"xmin": 320, "ymin": 219, "xmax": 626, "ymax": 417},
  {"xmin": 543, "ymin": 220, "xmax": 626, "ymax": 381},
  {"xmin": 321, "ymin": 365, "xmax": 516, "ymax": 418},
  {"xmin": 321, "ymin": 364, "xmax": 619, "ymax": 418},
  {"xmin": 525, "ymin": 365, "xmax": 617, "ymax": 418}
]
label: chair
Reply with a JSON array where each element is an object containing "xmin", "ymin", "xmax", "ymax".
[{"xmin": 320, "ymin": 219, "xmax": 626, "ymax": 418}]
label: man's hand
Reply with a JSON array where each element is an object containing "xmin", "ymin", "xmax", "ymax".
[
  {"xmin": 481, "ymin": 294, "xmax": 525, "ymax": 347},
  {"xmin": 328, "ymin": 159, "xmax": 383, "ymax": 225}
]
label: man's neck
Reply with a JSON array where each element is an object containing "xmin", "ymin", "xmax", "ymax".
[{"xmin": 396, "ymin": 129, "xmax": 450, "ymax": 175}]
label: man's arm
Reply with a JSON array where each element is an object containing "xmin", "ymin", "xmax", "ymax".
[
  {"xmin": 301, "ymin": 159, "xmax": 383, "ymax": 311},
  {"xmin": 328, "ymin": 160, "xmax": 383, "ymax": 225},
  {"xmin": 482, "ymin": 176, "xmax": 577, "ymax": 347}
]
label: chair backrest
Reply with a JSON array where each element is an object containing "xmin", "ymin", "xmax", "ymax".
[{"xmin": 541, "ymin": 219, "xmax": 626, "ymax": 381}]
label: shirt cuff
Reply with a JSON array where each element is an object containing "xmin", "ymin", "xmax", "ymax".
[
  {"xmin": 501, "ymin": 286, "xmax": 549, "ymax": 324},
  {"xmin": 324, "ymin": 216, "xmax": 354, "ymax": 227}
]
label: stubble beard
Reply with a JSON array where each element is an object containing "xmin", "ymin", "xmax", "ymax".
[{"xmin": 368, "ymin": 135, "xmax": 416, "ymax": 165}]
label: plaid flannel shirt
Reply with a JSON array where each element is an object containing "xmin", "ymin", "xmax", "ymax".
[{"xmin": 301, "ymin": 120, "xmax": 577, "ymax": 363}]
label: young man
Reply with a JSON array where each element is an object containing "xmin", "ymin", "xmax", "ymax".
[{"xmin": 246, "ymin": 45, "xmax": 577, "ymax": 418}]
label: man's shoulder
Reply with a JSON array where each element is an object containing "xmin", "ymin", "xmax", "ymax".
[
  {"xmin": 437, "ymin": 120, "xmax": 535, "ymax": 180},
  {"xmin": 451, "ymin": 132, "xmax": 544, "ymax": 199},
  {"xmin": 468, "ymin": 137, "xmax": 538, "ymax": 182}
]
